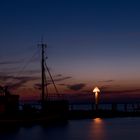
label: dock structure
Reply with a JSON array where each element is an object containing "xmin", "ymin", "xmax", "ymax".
[
  {"xmin": 69, "ymin": 102, "xmax": 140, "ymax": 112},
  {"xmin": 0, "ymin": 86, "xmax": 19, "ymax": 114}
]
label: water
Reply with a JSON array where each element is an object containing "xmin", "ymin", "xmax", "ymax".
[{"xmin": 0, "ymin": 117, "xmax": 140, "ymax": 140}]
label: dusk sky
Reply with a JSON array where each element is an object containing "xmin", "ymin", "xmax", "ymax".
[{"xmin": 1, "ymin": 0, "xmax": 140, "ymax": 101}]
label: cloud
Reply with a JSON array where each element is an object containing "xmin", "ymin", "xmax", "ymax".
[
  {"xmin": 102, "ymin": 89, "xmax": 140, "ymax": 95},
  {"xmin": 47, "ymin": 74, "xmax": 72, "ymax": 82},
  {"xmin": 67, "ymin": 83, "xmax": 86, "ymax": 91},
  {"xmin": 34, "ymin": 75, "xmax": 72, "ymax": 90},
  {"xmin": 0, "ymin": 60, "xmax": 22, "ymax": 65},
  {"xmin": 34, "ymin": 83, "xmax": 51, "ymax": 90},
  {"xmin": 58, "ymin": 83, "xmax": 67, "ymax": 86},
  {"xmin": 6, "ymin": 80, "xmax": 28, "ymax": 89},
  {"xmin": 81, "ymin": 89, "xmax": 91, "ymax": 93},
  {"xmin": 0, "ymin": 75, "xmax": 39, "ymax": 90},
  {"xmin": 0, "ymin": 72, "xmax": 72, "ymax": 92},
  {"xmin": 53, "ymin": 74, "xmax": 62, "ymax": 77},
  {"xmin": 20, "ymin": 70, "xmax": 40, "ymax": 75},
  {"xmin": 99, "ymin": 80, "xmax": 115, "ymax": 83},
  {"xmin": 0, "ymin": 75, "xmax": 38, "ymax": 81},
  {"xmin": 52, "ymin": 76, "xmax": 72, "ymax": 82},
  {"xmin": 34, "ymin": 83, "xmax": 41, "ymax": 90},
  {"xmin": 100, "ymin": 85, "xmax": 111, "ymax": 90},
  {"xmin": 44, "ymin": 75, "xmax": 72, "ymax": 83},
  {"xmin": 0, "ymin": 57, "xmax": 39, "ymax": 67}
]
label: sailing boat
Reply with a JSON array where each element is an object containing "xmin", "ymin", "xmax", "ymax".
[
  {"xmin": 39, "ymin": 42, "xmax": 69, "ymax": 115},
  {"xmin": 0, "ymin": 42, "xmax": 69, "ymax": 125}
]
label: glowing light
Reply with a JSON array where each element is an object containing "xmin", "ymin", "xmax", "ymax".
[
  {"xmin": 93, "ymin": 87, "xmax": 100, "ymax": 93},
  {"xmin": 93, "ymin": 87, "xmax": 100, "ymax": 110}
]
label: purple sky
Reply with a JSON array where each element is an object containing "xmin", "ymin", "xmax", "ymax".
[{"xmin": 1, "ymin": 0, "xmax": 140, "ymax": 101}]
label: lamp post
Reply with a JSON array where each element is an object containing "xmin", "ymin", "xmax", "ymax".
[{"xmin": 93, "ymin": 87, "xmax": 100, "ymax": 111}]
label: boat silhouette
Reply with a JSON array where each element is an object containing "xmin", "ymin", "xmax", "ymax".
[{"xmin": 0, "ymin": 42, "xmax": 69, "ymax": 125}]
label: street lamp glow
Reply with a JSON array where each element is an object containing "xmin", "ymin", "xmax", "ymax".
[
  {"xmin": 93, "ymin": 87, "xmax": 100, "ymax": 110},
  {"xmin": 93, "ymin": 87, "xmax": 100, "ymax": 93}
]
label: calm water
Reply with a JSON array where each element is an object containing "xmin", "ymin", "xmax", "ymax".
[{"xmin": 0, "ymin": 117, "xmax": 140, "ymax": 140}]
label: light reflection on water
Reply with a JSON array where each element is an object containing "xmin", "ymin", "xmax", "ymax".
[
  {"xmin": 89, "ymin": 118, "xmax": 106, "ymax": 140},
  {"xmin": 0, "ymin": 118, "xmax": 140, "ymax": 140}
]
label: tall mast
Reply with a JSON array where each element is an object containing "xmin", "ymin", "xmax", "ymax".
[
  {"xmin": 39, "ymin": 40, "xmax": 59, "ymax": 104},
  {"xmin": 39, "ymin": 42, "xmax": 47, "ymax": 104}
]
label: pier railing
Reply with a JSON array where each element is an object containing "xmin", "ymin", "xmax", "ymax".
[{"xmin": 19, "ymin": 101, "xmax": 140, "ymax": 113}]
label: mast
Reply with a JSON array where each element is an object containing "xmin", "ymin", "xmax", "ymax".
[
  {"xmin": 39, "ymin": 42, "xmax": 47, "ymax": 105},
  {"xmin": 38, "ymin": 40, "xmax": 59, "ymax": 105}
]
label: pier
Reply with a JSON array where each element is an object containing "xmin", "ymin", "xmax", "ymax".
[{"xmin": 18, "ymin": 101, "xmax": 140, "ymax": 120}]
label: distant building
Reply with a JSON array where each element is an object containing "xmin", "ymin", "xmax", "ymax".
[{"xmin": 0, "ymin": 86, "xmax": 19, "ymax": 113}]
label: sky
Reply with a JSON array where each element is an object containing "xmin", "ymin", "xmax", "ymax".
[{"xmin": 1, "ymin": 0, "xmax": 140, "ymax": 102}]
